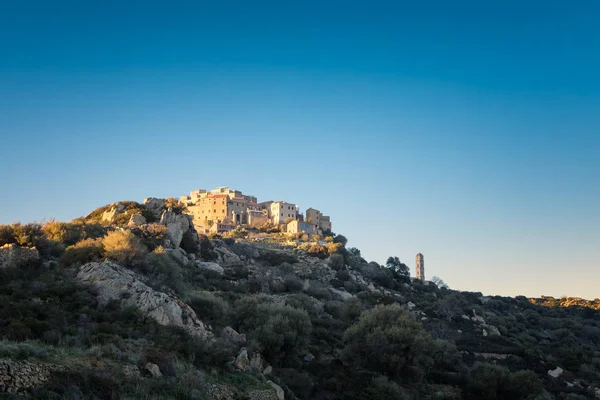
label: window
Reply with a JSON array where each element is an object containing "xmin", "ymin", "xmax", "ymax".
[
  {"xmin": 281, "ymin": 213, "xmax": 283, "ymax": 216},
  {"xmin": 222, "ymin": 209, "xmax": 225, "ymax": 213}
]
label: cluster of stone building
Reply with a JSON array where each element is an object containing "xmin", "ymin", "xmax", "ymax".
[{"xmin": 180, "ymin": 187, "xmax": 332, "ymax": 235}]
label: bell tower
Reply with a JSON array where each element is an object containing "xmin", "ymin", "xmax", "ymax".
[{"xmin": 416, "ymin": 253, "xmax": 424, "ymax": 281}]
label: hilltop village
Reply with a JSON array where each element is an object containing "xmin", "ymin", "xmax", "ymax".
[{"xmin": 179, "ymin": 187, "xmax": 332, "ymax": 236}]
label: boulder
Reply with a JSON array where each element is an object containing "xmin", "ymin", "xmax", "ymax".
[
  {"xmin": 250, "ymin": 352, "xmax": 264, "ymax": 373},
  {"xmin": 0, "ymin": 244, "xmax": 39, "ymax": 269},
  {"xmin": 197, "ymin": 261, "xmax": 224, "ymax": 275},
  {"xmin": 548, "ymin": 366, "xmax": 563, "ymax": 379},
  {"xmin": 159, "ymin": 210, "xmax": 192, "ymax": 248},
  {"xmin": 143, "ymin": 197, "xmax": 166, "ymax": 220},
  {"xmin": 222, "ymin": 326, "xmax": 246, "ymax": 344},
  {"xmin": 329, "ymin": 288, "xmax": 353, "ymax": 301},
  {"xmin": 101, "ymin": 203, "xmax": 126, "ymax": 222},
  {"xmin": 77, "ymin": 262, "xmax": 213, "ymax": 341},
  {"xmin": 235, "ymin": 348, "xmax": 250, "ymax": 371},
  {"xmin": 303, "ymin": 353, "xmax": 315, "ymax": 362},
  {"xmin": 486, "ymin": 324, "xmax": 501, "ymax": 336},
  {"xmin": 461, "ymin": 315, "xmax": 470, "ymax": 320},
  {"xmin": 267, "ymin": 380, "xmax": 285, "ymax": 400},
  {"xmin": 123, "ymin": 365, "xmax": 141, "ymax": 379},
  {"xmin": 406, "ymin": 302, "xmax": 416, "ymax": 310},
  {"xmin": 128, "ymin": 213, "xmax": 146, "ymax": 227},
  {"xmin": 471, "ymin": 315, "xmax": 486, "ymax": 324},
  {"xmin": 594, "ymin": 387, "xmax": 600, "ymax": 399},
  {"xmin": 145, "ymin": 363, "xmax": 162, "ymax": 378},
  {"xmin": 166, "ymin": 247, "xmax": 189, "ymax": 265},
  {"xmin": 212, "ymin": 241, "xmax": 243, "ymax": 266},
  {"xmin": 263, "ymin": 366, "xmax": 273, "ymax": 376}
]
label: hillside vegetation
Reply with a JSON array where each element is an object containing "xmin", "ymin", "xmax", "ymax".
[{"xmin": 0, "ymin": 200, "xmax": 599, "ymax": 399}]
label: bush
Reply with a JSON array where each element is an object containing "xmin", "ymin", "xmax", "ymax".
[
  {"xmin": 284, "ymin": 276, "xmax": 304, "ymax": 293},
  {"xmin": 61, "ymin": 238, "xmax": 104, "ymax": 267},
  {"xmin": 328, "ymin": 254, "xmax": 345, "ymax": 271},
  {"xmin": 42, "ymin": 220, "xmax": 83, "ymax": 246},
  {"xmin": 335, "ymin": 270, "xmax": 351, "ymax": 281},
  {"xmin": 362, "ymin": 376, "xmax": 410, "ymax": 400},
  {"xmin": 139, "ymin": 347, "xmax": 177, "ymax": 377},
  {"xmin": 305, "ymin": 285, "xmax": 333, "ymax": 301},
  {"xmin": 0, "ymin": 225, "xmax": 16, "ymax": 246},
  {"xmin": 343, "ymin": 305, "xmax": 436, "ymax": 378},
  {"xmin": 234, "ymin": 298, "xmax": 312, "ymax": 364},
  {"xmin": 102, "ymin": 230, "xmax": 147, "ymax": 265},
  {"xmin": 258, "ymin": 251, "xmax": 298, "ymax": 266},
  {"xmin": 142, "ymin": 252, "xmax": 187, "ymax": 296},
  {"xmin": 465, "ymin": 363, "xmax": 543, "ymax": 399},
  {"xmin": 188, "ymin": 291, "xmax": 230, "ymax": 328}
]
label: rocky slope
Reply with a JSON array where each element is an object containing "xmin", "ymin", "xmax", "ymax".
[{"xmin": 0, "ymin": 199, "xmax": 599, "ymax": 399}]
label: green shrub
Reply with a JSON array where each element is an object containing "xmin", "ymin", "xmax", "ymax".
[
  {"xmin": 343, "ymin": 305, "xmax": 436, "ymax": 378},
  {"xmin": 142, "ymin": 252, "xmax": 188, "ymax": 296},
  {"xmin": 305, "ymin": 285, "xmax": 333, "ymax": 301},
  {"xmin": 188, "ymin": 291, "xmax": 230, "ymax": 328},
  {"xmin": 284, "ymin": 276, "xmax": 304, "ymax": 293},
  {"xmin": 362, "ymin": 376, "xmax": 410, "ymax": 400},
  {"xmin": 42, "ymin": 220, "xmax": 83, "ymax": 246},
  {"xmin": 234, "ymin": 298, "xmax": 312, "ymax": 364},
  {"xmin": 60, "ymin": 238, "xmax": 104, "ymax": 267},
  {"xmin": 465, "ymin": 362, "xmax": 543, "ymax": 400},
  {"xmin": 103, "ymin": 230, "xmax": 147, "ymax": 265},
  {"xmin": 328, "ymin": 254, "xmax": 345, "ymax": 271}
]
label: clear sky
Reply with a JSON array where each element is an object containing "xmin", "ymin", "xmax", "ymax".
[{"xmin": 1, "ymin": 1, "xmax": 598, "ymax": 299}]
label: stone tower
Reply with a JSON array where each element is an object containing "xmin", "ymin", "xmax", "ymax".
[{"xmin": 416, "ymin": 253, "xmax": 425, "ymax": 281}]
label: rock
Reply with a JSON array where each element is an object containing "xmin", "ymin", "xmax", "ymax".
[
  {"xmin": 77, "ymin": 262, "xmax": 213, "ymax": 341},
  {"xmin": 471, "ymin": 315, "xmax": 486, "ymax": 324},
  {"xmin": 263, "ymin": 366, "xmax": 273, "ymax": 376},
  {"xmin": 461, "ymin": 315, "xmax": 470, "ymax": 320},
  {"xmin": 457, "ymin": 330, "xmax": 462, "ymax": 334},
  {"xmin": 222, "ymin": 326, "xmax": 246, "ymax": 344},
  {"xmin": 482, "ymin": 328, "xmax": 488, "ymax": 337},
  {"xmin": 0, "ymin": 244, "xmax": 39, "ymax": 269},
  {"xmin": 486, "ymin": 324, "xmax": 501, "ymax": 336},
  {"xmin": 0, "ymin": 360, "xmax": 65, "ymax": 393},
  {"xmin": 330, "ymin": 288, "xmax": 353, "ymax": 301},
  {"xmin": 548, "ymin": 366, "xmax": 563, "ymax": 379},
  {"xmin": 160, "ymin": 210, "xmax": 192, "ymax": 248},
  {"xmin": 250, "ymin": 352, "xmax": 263, "ymax": 372},
  {"xmin": 123, "ymin": 365, "xmax": 141, "ymax": 379},
  {"xmin": 206, "ymin": 384, "xmax": 235, "ymax": 400},
  {"xmin": 143, "ymin": 198, "xmax": 166, "ymax": 220},
  {"xmin": 479, "ymin": 296, "xmax": 491, "ymax": 304},
  {"xmin": 145, "ymin": 363, "xmax": 162, "ymax": 377},
  {"xmin": 267, "ymin": 380, "xmax": 285, "ymax": 400},
  {"xmin": 101, "ymin": 203, "xmax": 125, "ymax": 222},
  {"xmin": 212, "ymin": 241, "xmax": 243, "ymax": 266},
  {"xmin": 247, "ymin": 390, "xmax": 278, "ymax": 400},
  {"xmin": 368, "ymin": 283, "xmax": 377, "ymax": 292},
  {"xmin": 406, "ymin": 302, "xmax": 416, "ymax": 310},
  {"xmin": 594, "ymin": 387, "xmax": 600, "ymax": 399},
  {"xmin": 197, "ymin": 261, "xmax": 224, "ymax": 275},
  {"xmin": 128, "ymin": 213, "xmax": 146, "ymax": 227},
  {"xmin": 303, "ymin": 353, "xmax": 315, "ymax": 362},
  {"xmin": 235, "ymin": 348, "xmax": 250, "ymax": 371},
  {"xmin": 166, "ymin": 247, "xmax": 189, "ymax": 265}
]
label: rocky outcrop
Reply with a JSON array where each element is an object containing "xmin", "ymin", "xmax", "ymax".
[
  {"xmin": 128, "ymin": 213, "xmax": 146, "ymax": 227},
  {"xmin": 101, "ymin": 203, "xmax": 126, "ymax": 222},
  {"xmin": 548, "ymin": 366, "xmax": 564, "ymax": 379},
  {"xmin": 267, "ymin": 381, "xmax": 285, "ymax": 400},
  {"xmin": 212, "ymin": 241, "xmax": 243, "ymax": 266},
  {"xmin": 197, "ymin": 261, "xmax": 224, "ymax": 275},
  {"xmin": 330, "ymin": 288, "xmax": 353, "ymax": 301},
  {"xmin": 222, "ymin": 326, "xmax": 246, "ymax": 344},
  {"xmin": 0, "ymin": 244, "xmax": 39, "ymax": 269},
  {"xmin": 143, "ymin": 198, "xmax": 166, "ymax": 220},
  {"xmin": 77, "ymin": 262, "xmax": 213, "ymax": 341},
  {"xmin": 145, "ymin": 363, "xmax": 162, "ymax": 377},
  {"xmin": 159, "ymin": 210, "xmax": 193, "ymax": 248},
  {"xmin": 0, "ymin": 360, "xmax": 65, "ymax": 393}
]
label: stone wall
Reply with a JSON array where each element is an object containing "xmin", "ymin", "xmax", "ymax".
[{"xmin": 0, "ymin": 359, "xmax": 64, "ymax": 393}]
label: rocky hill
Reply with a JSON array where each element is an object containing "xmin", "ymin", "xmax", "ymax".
[{"xmin": 0, "ymin": 199, "xmax": 599, "ymax": 399}]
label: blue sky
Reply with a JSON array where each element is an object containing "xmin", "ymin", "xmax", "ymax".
[{"xmin": 1, "ymin": 1, "xmax": 599, "ymax": 298}]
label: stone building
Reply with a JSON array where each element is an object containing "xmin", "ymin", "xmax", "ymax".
[
  {"xmin": 306, "ymin": 208, "xmax": 332, "ymax": 233},
  {"xmin": 287, "ymin": 220, "xmax": 314, "ymax": 235},
  {"xmin": 416, "ymin": 253, "xmax": 425, "ymax": 281},
  {"xmin": 270, "ymin": 201, "xmax": 298, "ymax": 225}
]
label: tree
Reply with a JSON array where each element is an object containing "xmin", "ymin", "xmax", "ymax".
[
  {"xmin": 386, "ymin": 256, "xmax": 409, "ymax": 277},
  {"xmin": 343, "ymin": 304, "xmax": 436, "ymax": 378},
  {"xmin": 431, "ymin": 276, "xmax": 449, "ymax": 289},
  {"xmin": 333, "ymin": 234, "xmax": 348, "ymax": 247}
]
